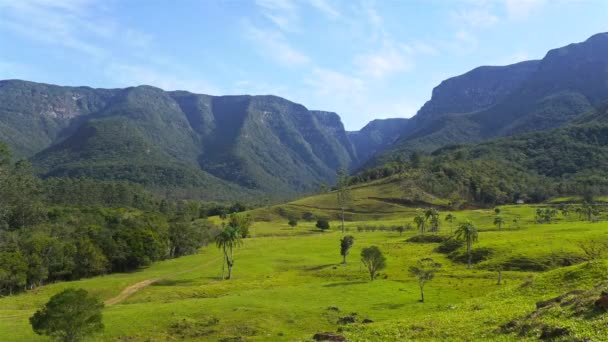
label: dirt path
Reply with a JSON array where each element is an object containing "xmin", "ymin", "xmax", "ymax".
[
  {"xmin": 104, "ymin": 278, "xmax": 160, "ymax": 305},
  {"xmin": 104, "ymin": 255, "xmax": 224, "ymax": 306}
]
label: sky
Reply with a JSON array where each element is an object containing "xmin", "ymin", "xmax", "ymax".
[{"xmin": 0, "ymin": 0, "xmax": 607, "ymax": 130}]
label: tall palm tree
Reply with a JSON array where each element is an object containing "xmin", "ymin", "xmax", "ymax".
[
  {"xmin": 455, "ymin": 220, "xmax": 478, "ymax": 269},
  {"xmin": 215, "ymin": 225, "xmax": 242, "ymax": 280}
]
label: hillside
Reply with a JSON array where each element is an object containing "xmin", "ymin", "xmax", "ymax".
[
  {"xmin": 353, "ymin": 119, "xmax": 608, "ymax": 205},
  {"xmin": 368, "ymin": 32, "xmax": 608, "ymax": 166},
  {"xmin": 0, "ymin": 80, "xmax": 397, "ymax": 199}
]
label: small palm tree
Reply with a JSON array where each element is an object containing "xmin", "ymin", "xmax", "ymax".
[
  {"xmin": 414, "ymin": 214, "xmax": 426, "ymax": 235},
  {"xmin": 215, "ymin": 224, "xmax": 242, "ymax": 280},
  {"xmin": 493, "ymin": 216, "xmax": 505, "ymax": 230},
  {"xmin": 445, "ymin": 213, "xmax": 456, "ymax": 234},
  {"xmin": 425, "ymin": 208, "xmax": 440, "ymax": 233},
  {"xmin": 455, "ymin": 220, "xmax": 478, "ymax": 269}
]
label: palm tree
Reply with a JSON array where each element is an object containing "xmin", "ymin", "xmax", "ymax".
[
  {"xmin": 424, "ymin": 208, "xmax": 440, "ymax": 233},
  {"xmin": 493, "ymin": 216, "xmax": 505, "ymax": 230},
  {"xmin": 445, "ymin": 213, "xmax": 456, "ymax": 234},
  {"xmin": 455, "ymin": 221, "xmax": 478, "ymax": 269},
  {"xmin": 414, "ymin": 214, "xmax": 426, "ymax": 235},
  {"xmin": 215, "ymin": 224, "xmax": 242, "ymax": 280}
]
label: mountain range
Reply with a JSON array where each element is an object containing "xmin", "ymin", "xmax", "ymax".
[{"xmin": 1, "ymin": 32, "xmax": 607, "ymax": 200}]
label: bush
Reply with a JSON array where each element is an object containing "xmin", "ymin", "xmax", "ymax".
[
  {"xmin": 449, "ymin": 247, "xmax": 493, "ymax": 264},
  {"xmin": 288, "ymin": 218, "xmax": 298, "ymax": 227},
  {"xmin": 406, "ymin": 235, "xmax": 447, "ymax": 243},
  {"xmin": 316, "ymin": 220, "xmax": 330, "ymax": 231},
  {"xmin": 435, "ymin": 238, "xmax": 464, "ymax": 254}
]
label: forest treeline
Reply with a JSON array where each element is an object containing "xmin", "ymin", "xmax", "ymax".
[{"xmin": 0, "ymin": 143, "xmax": 250, "ymax": 295}]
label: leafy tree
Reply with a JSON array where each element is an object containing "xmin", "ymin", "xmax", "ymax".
[
  {"xmin": 535, "ymin": 208, "xmax": 558, "ymax": 223},
  {"xmin": 288, "ymin": 218, "xmax": 298, "ymax": 228},
  {"xmin": 455, "ymin": 221, "xmax": 479, "ymax": 269},
  {"xmin": 360, "ymin": 246, "xmax": 386, "ymax": 281},
  {"xmin": 493, "ymin": 216, "xmax": 505, "ymax": 230},
  {"xmin": 336, "ymin": 169, "xmax": 351, "ymax": 233},
  {"xmin": 227, "ymin": 214, "xmax": 253, "ymax": 238},
  {"xmin": 73, "ymin": 239, "xmax": 108, "ymax": 279},
  {"xmin": 340, "ymin": 235, "xmax": 355, "ymax": 264},
  {"xmin": 445, "ymin": 213, "xmax": 456, "ymax": 234},
  {"xmin": 0, "ymin": 251, "xmax": 28, "ymax": 295},
  {"xmin": 414, "ymin": 214, "xmax": 426, "ymax": 235},
  {"xmin": 408, "ymin": 258, "xmax": 441, "ymax": 303},
  {"xmin": 316, "ymin": 219, "xmax": 330, "ymax": 231},
  {"xmin": 30, "ymin": 288, "xmax": 104, "ymax": 342},
  {"xmin": 581, "ymin": 201, "xmax": 600, "ymax": 222},
  {"xmin": 215, "ymin": 224, "xmax": 242, "ymax": 280},
  {"xmin": 395, "ymin": 225, "xmax": 406, "ymax": 236}
]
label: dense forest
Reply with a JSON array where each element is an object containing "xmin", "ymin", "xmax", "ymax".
[{"xmin": 0, "ymin": 142, "xmax": 253, "ymax": 295}]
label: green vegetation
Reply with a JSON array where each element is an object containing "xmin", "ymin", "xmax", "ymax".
[
  {"xmin": 360, "ymin": 246, "xmax": 386, "ymax": 281},
  {"xmin": 339, "ymin": 235, "xmax": 355, "ymax": 264},
  {"xmin": 30, "ymin": 288, "xmax": 104, "ymax": 342}
]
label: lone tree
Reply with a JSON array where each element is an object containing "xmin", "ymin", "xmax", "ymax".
[
  {"xmin": 316, "ymin": 219, "xmax": 330, "ymax": 232},
  {"xmin": 288, "ymin": 217, "xmax": 298, "ymax": 228},
  {"xmin": 493, "ymin": 216, "xmax": 505, "ymax": 230},
  {"xmin": 408, "ymin": 258, "xmax": 442, "ymax": 303},
  {"xmin": 215, "ymin": 219, "xmax": 244, "ymax": 280},
  {"xmin": 340, "ymin": 235, "xmax": 355, "ymax": 264},
  {"xmin": 30, "ymin": 288, "xmax": 104, "ymax": 342},
  {"xmin": 336, "ymin": 169, "xmax": 351, "ymax": 233},
  {"xmin": 361, "ymin": 246, "xmax": 386, "ymax": 281},
  {"xmin": 455, "ymin": 220, "xmax": 479, "ymax": 269},
  {"xmin": 445, "ymin": 213, "xmax": 456, "ymax": 234}
]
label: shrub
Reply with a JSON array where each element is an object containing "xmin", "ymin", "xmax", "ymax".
[
  {"xmin": 407, "ymin": 235, "xmax": 447, "ymax": 243},
  {"xmin": 449, "ymin": 247, "xmax": 493, "ymax": 264},
  {"xmin": 435, "ymin": 238, "xmax": 464, "ymax": 254},
  {"xmin": 316, "ymin": 220, "xmax": 330, "ymax": 231}
]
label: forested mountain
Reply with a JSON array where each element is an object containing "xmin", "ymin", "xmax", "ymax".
[
  {"xmin": 354, "ymin": 110, "xmax": 608, "ymax": 205},
  {"xmin": 368, "ymin": 32, "xmax": 608, "ymax": 166},
  {"xmin": 0, "ymin": 80, "xmax": 387, "ymax": 199}
]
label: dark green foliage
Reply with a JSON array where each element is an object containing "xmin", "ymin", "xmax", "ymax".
[
  {"xmin": 435, "ymin": 238, "xmax": 464, "ymax": 254},
  {"xmin": 30, "ymin": 288, "xmax": 104, "ymax": 342},
  {"xmin": 316, "ymin": 220, "xmax": 330, "ymax": 231},
  {"xmin": 406, "ymin": 235, "xmax": 447, "ymax": 243},
  {"xmin": 288, "ymin": 218, "xmax": 298, "ymax": 227},
  {"xmin": 449, "ymin": 247, "xmax": 493, "ymax": 265},
  {"xmin": 360, "ymin": 246, "xmax": 386, "ymax": 281},
  {"xmin": 340, "ymin": 235, "xmax": 355, "ymax": 264}
]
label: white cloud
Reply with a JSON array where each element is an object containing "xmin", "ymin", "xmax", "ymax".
[
  {"xmin": 244, "ymin": 22, "xmax": 311, "ymax": 67},
  {"xmin": 451, "ymin": 8, "xmax": 499, "ymax": 28},
  {"xmin": 354, "ymin": 43, "xmax": 414, "ymax": 78},
  {"xmin": 305, "ymin": 67, "xmax": 365, "ymax": 98},
  {"xmin": 308, "ymin": 0, "xmax": 341, "ymax": 19},
  {"xmin": 504, "ymin": 0, "xmax": 546, "ymax": 18},
  {"xmin": 255, "ymin": 0, "xmax": 300, "ymax": 32}
]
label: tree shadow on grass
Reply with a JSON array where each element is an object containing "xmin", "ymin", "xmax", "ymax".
[
  {"xmin": 323, "ymin": 281, "xmax": 367, "ymax": 288},
  {"xmin": 302, "ymin": 264, "xmax": 336, "ymax": 272},
  {"xmin": 151, "ymin": 279, "xmax": 195, "ymax": 286}
]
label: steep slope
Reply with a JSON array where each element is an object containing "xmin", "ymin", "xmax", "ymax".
[
  {"xmin": 0, "ymin": 80, "xmax": 366, "ymax": 197},
  {"xmin": 371, "ymin": 32, "xmax": 608, "ymax": 165},
  {"xmin": 348, "ymin": 118, "xmax": 410, "ymax": 164},
  {"xmin": 355, "ymin": 119, "xmax": 608, "ymax": 205}
]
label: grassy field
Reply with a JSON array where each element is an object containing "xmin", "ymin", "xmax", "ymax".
[{"xmin": 1, "ymin": 196, "xmax": 608, "ymax": 341}]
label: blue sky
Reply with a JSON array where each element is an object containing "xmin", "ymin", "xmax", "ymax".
[{"xmin": 1, "ymin": 0, "xmax": 607, "ymax": 130}]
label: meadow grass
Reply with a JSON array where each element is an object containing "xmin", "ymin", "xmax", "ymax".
[{"xmin": 1, "ymin": 202, "xmax": 607, "ymax": 341}]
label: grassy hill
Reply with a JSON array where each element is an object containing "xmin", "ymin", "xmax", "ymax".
[{"xmin": 2, "ymin": 202, "xmax": 608, "ymax": 341}]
